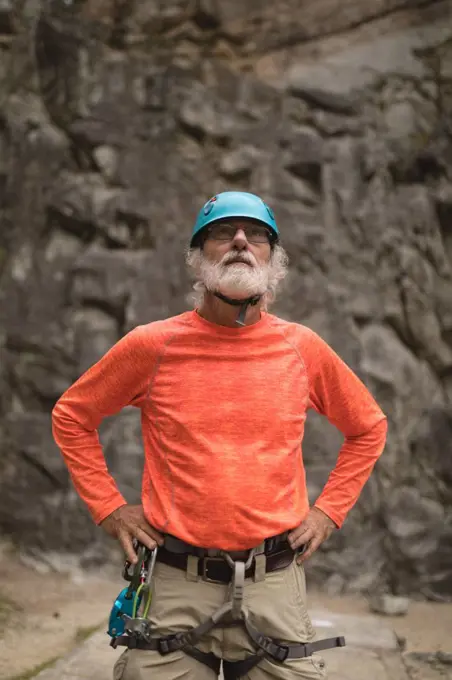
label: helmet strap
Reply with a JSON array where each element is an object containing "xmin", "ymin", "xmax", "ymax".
[{"xmin": 213, "ymin": 292, "xmax": 262, "ymax": 327}]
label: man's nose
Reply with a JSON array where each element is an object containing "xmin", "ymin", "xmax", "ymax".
[{"xmin": 230, "ymin": 228, "xmax": 248, "ymax": 249}]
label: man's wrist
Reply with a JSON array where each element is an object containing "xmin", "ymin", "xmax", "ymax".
[
  {"xmin": 313, "ymin": 505, "xmax": 337, "ymax": 528},
  {"xmin": 98, "ymin": 501, "xmax": 128, "ymax": 525}
]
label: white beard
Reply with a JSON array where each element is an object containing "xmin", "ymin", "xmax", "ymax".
[
  {"xmin": 198, "ymin": 252, "xmax": 269, "ymax": 299},
  {"xmin": 186, "ymin": 244, "xmax": 289, "ymax": 308}
]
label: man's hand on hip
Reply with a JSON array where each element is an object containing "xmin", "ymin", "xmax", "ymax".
[
  {"xmin": 100, "ymin": 504, "xmax": 164, "ymax": 564},
  {"xmin": 288, "ymin": 507, "xmax": 336, "ymax": 564}
]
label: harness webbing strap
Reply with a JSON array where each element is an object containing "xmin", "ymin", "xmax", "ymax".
[
  {"xmin": 159, "ymin": 602, "xmax": 234, "ymax": 654},
  {"xmin": 231, "ymin": 561, "xmax": 245, "ymax": 618},
  {"xmin": 112, "ymin": 601, "xmax": 235, "ymax": 654},
  {"xmin": 113, "ymin": 615, "xmax": 345, "ymax": 661},
  {"xmin": 184, "ymin": 646, "xmax": 222, "ymax": 674},
  {"xmin": 244, "ymin": 614, "xmax": 345, "ymax": 662},
  {"xmin": 223, "ymin": 652, "xmax": 265, "ymax": 680}
]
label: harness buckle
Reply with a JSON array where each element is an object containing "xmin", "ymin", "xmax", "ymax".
[
  {"xmin": 202, "ymin": 557, "xmax": 228, "ymax": 584},
  {"xmin": 256, "ymin": 633, "xmax": 289, "ymax": 662},
  {"xmin": 158, "ymin": 632, "xmax": 190, "ymax": 655},
  {"xmin": 158, "ymin": 638, "xmax": 172, "ymax": 654},
  {"xmin": 274, "ymin": 644, "xmax": 290, "ymax": 663}
]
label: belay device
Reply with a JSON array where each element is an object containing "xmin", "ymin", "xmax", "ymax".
[
  {"xmin": 108, "ymin": 541, "xmax": 158, "ymax": 640},
  {"xmin": 108, "ymin": 538, "xmax": 346, "ymax": 680}
]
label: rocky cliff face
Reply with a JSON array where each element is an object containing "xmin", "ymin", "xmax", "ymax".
[{"xmin": 1, "ymin": 0, "xmax": 452, "ymax": 600}]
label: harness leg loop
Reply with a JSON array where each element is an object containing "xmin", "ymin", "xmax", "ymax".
[{"xmin": 223, "ymin": 653, "xmax": 264, "ymax": 680}]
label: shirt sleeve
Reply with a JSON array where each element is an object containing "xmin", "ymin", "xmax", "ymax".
[
  {"xmin": 52, "ymin": 325, "xmax": 153, "ymax": 525},
  {"xmin": 300, "ymin": 327, "xmax": 388, "ymax": 527}
]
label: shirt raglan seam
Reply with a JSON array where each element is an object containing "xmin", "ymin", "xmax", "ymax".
[
  {"xmin": 268, "ymin": 320, "xmax": 311, "ymax": 517},
  {"xmin": 269, "ymin": 320, "xmax": 311, "ymax": 410},
  {"xmin": 143, "ymin": 320, "xmax": 193, "ymax": 532}
]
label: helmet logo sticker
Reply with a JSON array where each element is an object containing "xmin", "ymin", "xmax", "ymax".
[
  {"xmin": 264, "ymin": 203, "xmax": 275, "ymax": 220},
  {"xmin": 203, "ymin": 196, "xmax": 217, "ymax": 215}
]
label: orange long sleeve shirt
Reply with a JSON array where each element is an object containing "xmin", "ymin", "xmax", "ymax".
[{"xmin": 52, "ymin": 310, "xmax": 387, "ymax": 550}]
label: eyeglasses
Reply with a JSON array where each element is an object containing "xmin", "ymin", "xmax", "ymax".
[{"xmin": 206, "ymin": 223, "xmax": 271, "ymax": 244}]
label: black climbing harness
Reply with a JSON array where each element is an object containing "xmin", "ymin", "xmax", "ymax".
[{"xmin": 108, "ymin": 537, "xmax": 346, "ymax": 679}]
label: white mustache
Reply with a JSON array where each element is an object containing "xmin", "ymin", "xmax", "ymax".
[{"xmin": 221, "ymin": 253, "xmax": 256, "ymax": 267}]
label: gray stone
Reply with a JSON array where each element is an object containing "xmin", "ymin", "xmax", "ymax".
[
  {"xmin": 287, "ymin": 84, "xmax": 358, "ymax": 115},
  {"xmin": 178, "ymin": 84, "xmax": 235, "ymax": 141},
  {"xmin": 218, "ymin": 146, "xmax": 260, "ymax": 180},
  {"xmin": 403, "ymin": 651, "xmax": 452, "ymax": 680},
  {"xmin": 46, "ymin": 173, "xmax": 102, "ymax": 240},
  {"xmin": 213, "ymin": 0, "xmax": 439, "ymax": 55},
  {"xmin": 44, "ymin": 231, "xmax": 85, "ymax": 263},
  {"xmin": 0, "ymin": 413, "xmax": 100, "ymax": 552},
  {"xmin": 0, "ymin": 0, "xmax": 14, "ymax": 34},
  {"xmin": 311, "ymin": 609, "xmax": 399, "ymax": 650},
  {"xmin": 360, "ymin": 324, "xmax": 440, "ymax": 425},
  {"xmin": 307, "ymin": 527, "xmax": 386, "ymax": 596},
  {"xmin": 324, "ymin": 648, "xmax": 410, "ymax": 680},
  {"xmin": 311, "ymin": 110, "xmax": 361, "ymax": 136},
  {"xmin": 385, "ymin": 487, "xmax": 444, "ymax": 560},
  {"xmin": 194, "ymin": 0, "xmax": 221, "ymax": 30},
  {"xmin": 35, "ymin": 629, "xmax": 121, "ymax": 680},
  {"xmin": 2, "ymin": 413, "xmax": 68, "ymax": 487},
  {"xmin": 281, "ymin": 126, "xmax": 323, "ymax": 187},
  {"xmin": 412, "ymin": 408, "xmax": 452, "ymax": 490},
  {"xmin": 286, "ymin": 16, "xmax": 452, "ymax": 96},
  {"xmin": 93, "ymin": 145, "xmax": 118, "ymax": 181},
  {"xmin": 369, "ymin": 595, "xmax": 411, "ymax": 617},
  {"xmin": 71, "ymin": 307, "xmax": 119, "ymax": 375},
  {"xmin": 434, "ymin": 180, "xmax": 452, "ymax": 268},
  {"xmin": 71, "ymin": 249, "xmax": 159, "ymax": 320}
]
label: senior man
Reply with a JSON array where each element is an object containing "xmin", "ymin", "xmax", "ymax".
[{"xmin": 52, "ymin": 191, "xmax": 387, "ymax": 680}]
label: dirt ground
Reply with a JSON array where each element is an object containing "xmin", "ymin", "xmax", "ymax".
[{"xmin": 0, "ymin": 539, "xmax": 451, "ymax": 680}]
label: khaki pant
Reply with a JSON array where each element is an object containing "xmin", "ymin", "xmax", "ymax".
[{"xmin": 113, "ymin": 556, "xmax": 327, "ymax": 680}]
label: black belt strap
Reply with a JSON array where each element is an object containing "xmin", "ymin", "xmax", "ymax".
[
  {"xmin": 156, "ymin": 545, "xmax": 294, "ymax": 584},
  {"xmin": 163, "ymin": 532, "xmax": 288, "ymax": 557}
]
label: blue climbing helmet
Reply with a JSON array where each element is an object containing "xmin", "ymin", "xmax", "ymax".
[{"xmin": 190, "ymin": 191, "xmax": 279, "ymax": 247}]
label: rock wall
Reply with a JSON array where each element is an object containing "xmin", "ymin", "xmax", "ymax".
[{"xmin": 1, "ymin": 0, "xmax": 452, "ymax": 599}]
